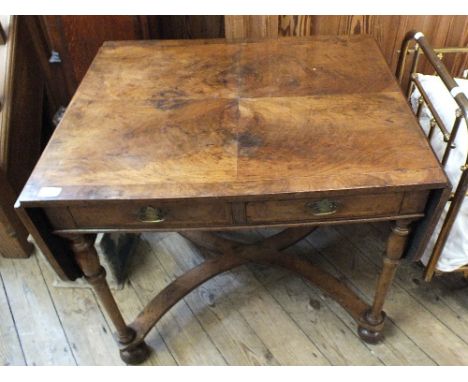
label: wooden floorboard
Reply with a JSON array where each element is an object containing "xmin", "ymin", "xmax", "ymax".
[
  {"xmin": 0, "ymin": 269, "xmax": 26, "ymax": 366},
  {"xmin": 293, "ymin": 238, "xmax": 437, "ymax": 365},
  {"xmin": 149, "ymin": 233, "xmax": 330, "ymax": 365},
  {"xmin": 1, "ymin": 225, "xmax": 467, "ymax": 365},
  {"xmin": 225, "ymin": 229, "xmax": 384, "ymax": 365},
  {"xmin": 305, "ymin": 225, "xmax": 468, "ymax": 365},
  {"xmin": 145, "ymin": 234, "xmax": 281, "ymax": 366},
  {"xmin": 335, "ymin": 223, "xmax": 468, "ymax": 346},
  {"xmin": 36, "ymin": 254, "xmax": 125, "ymax": 365},
  {"xmin": 127, "ymin": 235, "xmax": 228, "ymax": 366},
  {"xmin": 0, "ymin": 256, "xmax": 76, "ymax": 365}
]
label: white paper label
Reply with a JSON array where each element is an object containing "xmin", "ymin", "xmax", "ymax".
[{"xmin": 38, "ymin": 187, "xmax": 62, "ymax": 197}]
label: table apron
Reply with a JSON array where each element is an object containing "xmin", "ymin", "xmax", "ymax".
[
  {"xmin": 43, "ymin": 190, "xmax": 430, "ymax": 234},
  {"xmin": 50, "ymin": 213, "xmax": 425, "ymax": 234}
]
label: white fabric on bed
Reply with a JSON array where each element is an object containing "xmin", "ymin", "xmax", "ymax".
[{"xmin": 410, "ymin": 74, "xmax": 468, "ymax": 272}]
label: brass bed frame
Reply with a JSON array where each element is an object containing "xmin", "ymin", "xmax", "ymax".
[{"xmin": 396, "ymin": 30, "xmax": 468, "ymax": 281}]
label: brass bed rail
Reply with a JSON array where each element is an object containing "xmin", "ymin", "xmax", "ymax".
[{"xmin": 396, "ymin": 30, "xmax": 468, "ymax": 281}]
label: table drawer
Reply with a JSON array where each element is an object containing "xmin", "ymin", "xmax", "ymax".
[
  {"xmin": 68, "ymin": 200, "xmax": 232, "ymax": 229},
  {"xmin": 246, "ymin": 192, "xmax": 405, "ymax": 224}
]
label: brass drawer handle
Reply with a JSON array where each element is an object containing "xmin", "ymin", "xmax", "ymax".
[
  {"xmin": 306, "ymin": 199, "xmax": 338, "ymax": 216},
  {"xmin": 138, "ymin": 206, "xmax": 166, "ymax": 223}
]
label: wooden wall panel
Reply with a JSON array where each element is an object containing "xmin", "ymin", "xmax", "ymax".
[
  {"xmin": 225, "ymin": 16, "xmax": 278, "ymax": 40},
  {"xmin": 379, "ymin": 15, "xmax": 468, "ymax": 74},
  {"xmin": 154, "ymin": 16, "xmax": 224, "ymax": 39}
]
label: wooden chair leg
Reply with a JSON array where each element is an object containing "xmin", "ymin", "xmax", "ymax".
[
  {"xmin": 65, "ymin": 234, "xmax": 150, "ymax": 364},
  {"xmin": 358, "ymin": 219, "xmax": 412, "ymax": 343}
]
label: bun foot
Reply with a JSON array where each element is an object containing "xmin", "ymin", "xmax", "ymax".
[
  {"xmin": 120, "ymin": 341, "xmax": 151, "ymax": 365},
  {"xmin": 358, "ymin": 326, "xmax": 384, "ymax": 344},
  {"xmin": 358, "ymin": 308, "xmax": 386, "ymax": 344}
]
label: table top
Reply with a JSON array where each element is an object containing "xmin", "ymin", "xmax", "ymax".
[{"xmin": 19, "ymin": 36, "xmax": 447, "ymax": 205}]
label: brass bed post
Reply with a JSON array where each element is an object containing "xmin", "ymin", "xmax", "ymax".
[
  {"xmin": 397, "ymin": 30, "xmax": 468, "ymax": 112},
  {"xmin": 415, "ymin": 96, "xmax": 424, "ymax": 119},
  {"xmin": 406, "ymin": 44, "xmax": 421, "ymax": 98},
  {"xmin": 397, "ymin": 30, "xmax": 468, "ymax": 281},
  {"xmin": 441, "ymin": 111, "xmax": 463, "ymax": 166}
]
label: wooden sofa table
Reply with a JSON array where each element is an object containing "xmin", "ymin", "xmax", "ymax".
[{"xmin": 16, "ymin": 36, "xmax": 449, "ymax": 364}]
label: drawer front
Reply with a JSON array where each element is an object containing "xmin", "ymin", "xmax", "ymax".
[
  {"xmin": 68, "ymin": 200, "xmax": 232, "ymax": 229},
  {"xmin": 246, "ymin": 192, "xmax": 405, "ymax": 224},
  {"xmin": 47, "ymin": 191, "xmax": 428, "ymax": 231}
]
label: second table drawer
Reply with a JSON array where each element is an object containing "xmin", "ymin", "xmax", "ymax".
[{"xmin": 245, "ymin": 192, "xmax": 405, "ymax": 224}]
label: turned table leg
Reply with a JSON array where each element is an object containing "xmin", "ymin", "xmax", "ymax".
[
  {"xmin": 358, "ymin": 219, "xmax": 412, "ymax": 343},
  {"xmin": 66, "ymin": 234, "xmax": 150, "ymax": 364}
]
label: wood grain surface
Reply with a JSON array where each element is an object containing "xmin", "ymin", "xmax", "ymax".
[
  {"xmin": 225, "ymin": 16, "xmax": 278, "ymax": 40},
  {"xmin": 17, "ymin": 36, "xmax": 447, "ymax": 205}
]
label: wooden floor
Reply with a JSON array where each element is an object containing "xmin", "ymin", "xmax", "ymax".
[{"xmin": 1, "ymin": 222, "xmax": 468, "ymax": 366}]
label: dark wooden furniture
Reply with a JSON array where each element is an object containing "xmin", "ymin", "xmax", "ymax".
[
  {"xmin": 0, "ymin": 168, "xmax": 32, "ymax": 257},
  {"xmin": 1, "ymin": 15, "xmax": 50, "ymax": 258},
  {"xmin": 16, "ymin": 36, "xmax": 449, "ymax": 364}
]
